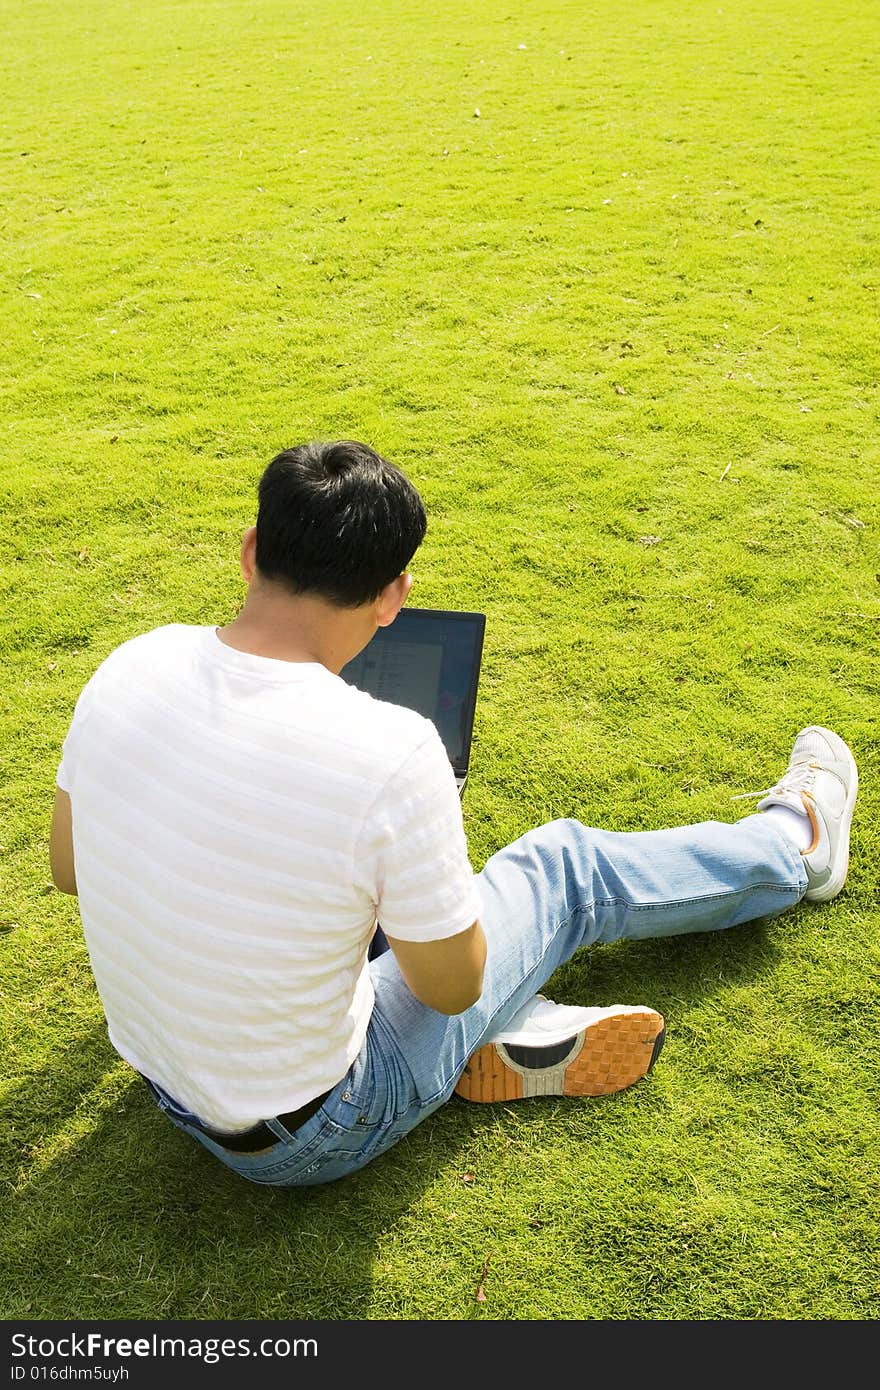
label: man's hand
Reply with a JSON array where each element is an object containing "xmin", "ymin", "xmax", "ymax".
[
  {"xmin": 49, "ymin": 787, "xmax": 78, "ymax": 895},
  {"xmin": 384, "ymin": 920, "xmax": 486, "ymax": 1014}
]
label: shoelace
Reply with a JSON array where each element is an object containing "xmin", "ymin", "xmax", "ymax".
[{"xmin": 730, "ymin": 759, "xmax": 818, "ymax": 803}]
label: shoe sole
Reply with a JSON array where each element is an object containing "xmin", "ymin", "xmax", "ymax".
[
  {"xmin": 454, "ymin": 1009, "xmax": 666, "ymax": 1102},
  {"xmin": 803, "ymin": 726, "xmax": 858, "ymax": 903}
]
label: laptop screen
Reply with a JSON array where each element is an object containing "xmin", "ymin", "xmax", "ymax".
[{"xmin": 340, "ymin": 607, "xmax": 486, "ymax": 778}]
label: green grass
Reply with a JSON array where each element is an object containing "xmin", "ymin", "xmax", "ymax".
[{"xmin": 1, "ymin": 0, "xmax": 878, "ymax": 1321}]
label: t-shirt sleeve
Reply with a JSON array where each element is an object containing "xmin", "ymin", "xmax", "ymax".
[
  {"xmin": 355, "ymin": 725, "xmax": 482, "ymax": 943},
  {"xmin": 56, "ymin": 674, "xmax": 100, "ymax": 793}
]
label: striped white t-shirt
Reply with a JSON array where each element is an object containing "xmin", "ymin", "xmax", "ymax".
[{"xmin": 56, "ymin": 624, "xmax": 481, "ymax": 1132}]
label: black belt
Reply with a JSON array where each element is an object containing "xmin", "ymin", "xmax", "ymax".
[{"xmin": 200, "ymin": 1088, "xmax": 332, "ymax": 1153}]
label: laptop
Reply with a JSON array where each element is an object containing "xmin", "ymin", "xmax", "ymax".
[{"xmin": 340, "ymin": 606, "xmax": 486, "ymax": 796}]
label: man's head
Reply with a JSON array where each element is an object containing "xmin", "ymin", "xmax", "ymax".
[{"xmin": 252, "ymin": 440, "xmax": 427, "ymax": 608}]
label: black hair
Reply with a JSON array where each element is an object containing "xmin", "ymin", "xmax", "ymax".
[{"xmin": 254, "ymin": 441, "xmax": 427, "ymax": 607}]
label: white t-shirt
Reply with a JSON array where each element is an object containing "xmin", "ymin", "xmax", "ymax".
[{"xmin": 56, "ymin": 623, "xmax": 481, "ymax": 1132}]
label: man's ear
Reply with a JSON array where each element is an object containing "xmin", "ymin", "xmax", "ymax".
[
  {"xmin": 375, "ymin": 572, "xmax": 413, "ymax": 628},
  {"xmin": 240, "ymin": 526, "xmax": 258, "ymax": 582}
]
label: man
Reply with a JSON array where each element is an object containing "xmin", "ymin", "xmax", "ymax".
[{"xmin": 50, "ymin": 440, "xmax": 858, "ymax": 1187}]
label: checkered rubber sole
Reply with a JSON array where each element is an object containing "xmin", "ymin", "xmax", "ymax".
[{"xmin": 454, "ymin": 1009, "xmax": 666, "ymax": 1102}]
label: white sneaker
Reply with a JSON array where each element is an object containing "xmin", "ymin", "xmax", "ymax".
[
  {"xmin": 454, "ymin": 995, "xmax": 666, "ymax": 1102},
  {"xmin": 738, "ymin": 726, "xmax": 858, "ymax": 903}
]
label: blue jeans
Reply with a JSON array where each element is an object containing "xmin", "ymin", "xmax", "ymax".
[{"xmin": 147, "ymin": 814, "xmax": 807, "ymax": 1186}]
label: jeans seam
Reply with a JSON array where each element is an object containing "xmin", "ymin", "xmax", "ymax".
[{"xmin": 607, "ymin": 882, "xmax": 805, "ymax": 912}]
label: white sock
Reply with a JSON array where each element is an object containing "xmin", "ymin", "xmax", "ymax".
[{"xmin": 760, "ymin": 804, "xmax": 813, "ymax": 853}]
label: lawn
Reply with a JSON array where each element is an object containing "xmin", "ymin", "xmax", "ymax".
[{"xmin": 1, "ymin": 0, "xmax": 878, "ymax": 1321}]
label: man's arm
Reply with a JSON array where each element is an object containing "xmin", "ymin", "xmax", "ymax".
[
  {"xmin": 384, "ymin": 920, "xmax": 486, "ymax": 1015},
  {"xmin": 363, "ymin": 722, "xmax": 485, "ymax": 1015},
  {"xmin": 49, "ymin": 786, "xmax": 78, "ymax": 896}
]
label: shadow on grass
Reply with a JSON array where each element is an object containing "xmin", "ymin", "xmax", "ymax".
[
  {"xmin": 1, "ymin": 911, "xmax": 791, "ymax": 1320},
  {"xmin": 546, "ymin": 910, "xmax": 791, "ymax": 1023}
]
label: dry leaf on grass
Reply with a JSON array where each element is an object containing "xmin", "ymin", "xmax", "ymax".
[{"xmin": 475, "ymin": 1252, "xmax": 492, "ymax": 1303}]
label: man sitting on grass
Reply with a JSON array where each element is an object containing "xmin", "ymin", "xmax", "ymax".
[{"xmin": 50, "ymin": 440, "xmax": 859, "ymax": 1186}]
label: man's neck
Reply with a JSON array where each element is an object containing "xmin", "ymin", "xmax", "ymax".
[{"xmin": 217, "ymin": 586, "xmax": 375, "ymax": 675}]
